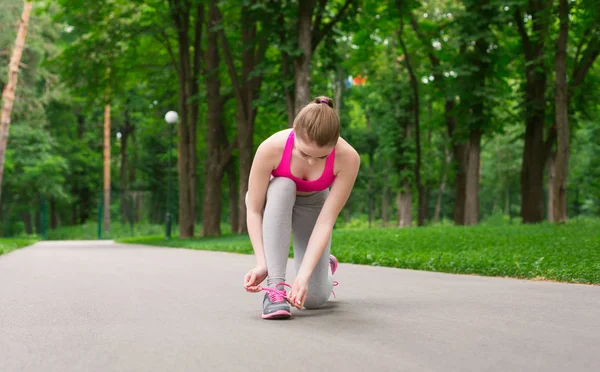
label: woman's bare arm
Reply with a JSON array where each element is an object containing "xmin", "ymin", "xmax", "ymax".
[
  {"xmin": 246, "ymin": 140, "xmax": 278, "ymax": 268},
  {"xmin": 296, "ymin": 147, "xmax": 361, "ymax": 281}
]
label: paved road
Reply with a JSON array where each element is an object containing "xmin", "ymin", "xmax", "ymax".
[{"xmin": 1, "ymin": 241, "xmax": 599, "ymax": 372}]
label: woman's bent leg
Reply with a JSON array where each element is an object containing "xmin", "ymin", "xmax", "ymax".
[{"xmin": 262, "ymin": 177, "xmax": 297, "ymax": 287}]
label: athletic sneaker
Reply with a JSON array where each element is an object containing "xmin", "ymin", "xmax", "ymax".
[
  {"xmin": 329, "ymin": 255, "xmax": 339, "ymax": 298},
  {"xmin": 260, "ymin": 282, "xmax": 292, "ymax": 320},
  {"xmin": 329, "ymin": 254, "xmax": 339, "ymax": 275}
]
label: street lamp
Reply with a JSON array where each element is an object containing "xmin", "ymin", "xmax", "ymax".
[{"xmin": 165, "ymin": 110, "xmax": 178, "ymax": 239}]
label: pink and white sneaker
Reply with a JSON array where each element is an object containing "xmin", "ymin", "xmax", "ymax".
[
  {"xmin": 260, "ymin": 282, "xmax": 292, "ymax": 320},
  {"xmin": 329, "ymin": 255, "xmax": 339, "ymax": 298},
  {"xmin": 329, "ymin": 254, "xmax": 339, "ymax": 275}
]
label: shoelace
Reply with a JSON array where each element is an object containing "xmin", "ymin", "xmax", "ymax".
[
  {"xmin": 259, "ymin": 281, "xmax": 339, "ymax": 301},
  {"xmin": 259, "ymin": 282, "xmax": 291, "ymax": 303}
]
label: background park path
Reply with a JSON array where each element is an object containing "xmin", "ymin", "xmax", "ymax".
[{"xmin": 1, "ymin": 241, "xmax": 599, "ymax": 372}]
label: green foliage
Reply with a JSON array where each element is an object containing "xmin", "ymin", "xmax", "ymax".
[
  {"xmin": 46, "ymin": 221, "xmax": 166, "ymax": 240},
  {"xmin": 120, "ymin": 219, "xmax": 600, "ymax": 284},
  {"xmin": 0, "ymin": 238, "xmax": 37, "ymax": 256},
  {"xmin": 2, "ymin": 0, "xmax": 599, "ymax": 238},
  {"xmin": 569, "ymin": 119, "xmax": 600, "ymax": 215}
]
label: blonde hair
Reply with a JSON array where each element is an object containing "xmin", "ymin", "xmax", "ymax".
[{"xmin": 293, "ymin": 96, "xmax": 340, "ymax": 147}]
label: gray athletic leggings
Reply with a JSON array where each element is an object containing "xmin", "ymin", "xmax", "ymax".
[{"xmin": 259, "ymin": 177, "xmax": 334, "ymax": 309}]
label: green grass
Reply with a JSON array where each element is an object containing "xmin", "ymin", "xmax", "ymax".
[
  {"xmin": 45, "ymin": 221, "xmax": 233, "ymax": 240},
  {"xmin": 120, "ymin": 218, "xmax": 600, "ymax": 285},
  {"xmin": 46, "ymin": 221, "xmax": 174, "ymax": 240},
  {"xmin": 0, "ymin": 238, "xmax": 38, "ymax": 256}
]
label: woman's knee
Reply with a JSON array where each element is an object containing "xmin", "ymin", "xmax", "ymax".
[
  {"xmin": 303, "ymin": 291, "xmax": 330, "ymax": 310},
  {"xmin": 267, "ymin": 177, "xmax": 297, "ymax": 199}
]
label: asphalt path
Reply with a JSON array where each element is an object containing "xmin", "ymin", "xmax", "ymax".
[{"xmin": 1, "ymin": 241, "xmax": 599, "ymax": 372}]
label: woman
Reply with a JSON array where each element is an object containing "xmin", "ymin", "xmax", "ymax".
[{"xmin": 243, "ymin": 96, "xmax": 360, "ymax": 319}]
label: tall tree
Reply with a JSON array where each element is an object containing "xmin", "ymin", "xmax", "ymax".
[
  {"xmin": 216, "ymin": 1, "xmax": 270, "ymax": 233},
  {"xmin": 103, "ymin": 79, "xmax": 111, "ymax": 232},
  {"xmin": 551, "ymin": 0, "xmax": 600, "ymax": 222},
  {"xmin": 119, "ymin": 101, "xmax": 135, "ymax": 224},
  {"xmin": 552, "ymin": 0, "xmax": 569, "ymax": 223},
  {"xmin": 408, "ymin": 11, "xmax": 463, "ymax": 224},
  {"xmin": 279, "ymin": 0, "xmax": 356, "ymax": 123},
  {"xmin": 0, "ymin": 1, "xmax": 33, "ymax": 204},
  {"xmin": 514, "ymin": 0, "xmax": 554, "ymax": 223},
  {"xmin": 168, "ymin": 0, "xmax": 204, "ymax": 238},
  {"xmin": 397, "ymin": 2, "xmax": 425, "ymax": 226},
  {"xmin": 456, "ymin": 0, "xmax": 497, "ymax": 225},
  {"xmin": 202, "ymin": 0, "xmax": 236, "ymax": 236}
]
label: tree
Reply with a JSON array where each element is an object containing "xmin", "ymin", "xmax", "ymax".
[
  {"xmin": 201, "ymin": 0, "xmax": 236, "ymax": 236},
  {"xmin": 514, "ymin": 0, "xmax": 554, "ymax": 224},
  {"xmin": 397, "ymin": 0, "xmax": 425, "ymax": 226},
  {"xmin": 551, "ymin": 0, "xmax": 600, "ymax": 223},
  {"xmin": 279, "ymin": 0, "xmax": 357, "ymax": 124},
  {"xmin": 0, "ymin": 0, "xmax": 33, "ymax": 204},
  {"xmin": 216, "ymin": 0, "xmax": 271, "ymax": 233},
  {"xmin": 408, "ymin": 7, "xmax": 463, "ymax": 224},
  {"xmin": 167, "ymin": 0, "xmax": 204, "ymax": 238},
  {"xmin": 552, "ymin": 0, "xmax": 568, "ymax": 223}
]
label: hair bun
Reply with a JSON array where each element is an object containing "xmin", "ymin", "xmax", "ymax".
[{"xmin": 314, "ymin": 96, "xmax": 334, "ymax": 109}]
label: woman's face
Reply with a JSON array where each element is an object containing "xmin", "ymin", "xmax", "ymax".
[{"xmin": 294, "ymin": 134, "xmax": 334, "ymax": 166}]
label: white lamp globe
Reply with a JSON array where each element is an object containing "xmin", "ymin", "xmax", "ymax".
[{"xmin": 165, "ymin": 111, "xmax": 179, "ymax": 125}]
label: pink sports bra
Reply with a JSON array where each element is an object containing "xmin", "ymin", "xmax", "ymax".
[{"xmin": 271, "ymin": 131, "xmax": 336, "ymax": 192}]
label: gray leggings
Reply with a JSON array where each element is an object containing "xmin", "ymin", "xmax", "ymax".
[{"xmin": 260, "ymin": 177, "xmax": 334, "ymax": 309}]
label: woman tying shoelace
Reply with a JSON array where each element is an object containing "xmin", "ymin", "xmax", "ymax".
[{"xmin": 243, "ymin": 96, "xmax": 360, "ymax": 319}]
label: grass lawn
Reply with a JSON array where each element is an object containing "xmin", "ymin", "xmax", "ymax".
[
  {"xmin": 45, "ymin": 221, "xmax": 233, "ymax": 240},
  {"xmin": 0, "ymin": 238, "xmax": 37, "ymax": 256},
  {"xmin": 120, "ymin": 218, "xmax": 600, "ymax": 285}
]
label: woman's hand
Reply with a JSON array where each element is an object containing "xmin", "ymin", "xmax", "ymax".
[
  {"xmin": 244, "ymin": 266, "xmax": 268, "ymax": 292},
  {"xmin": 288, "ymin": 275, "xmax": 309, "ymax": 309}
]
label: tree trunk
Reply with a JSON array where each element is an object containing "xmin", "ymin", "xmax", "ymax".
[
  {"xmin": 434, "ymin": 146, "xmax": 451, "ymax": 223},
  {"xmin": 22, "ymin": 210, "xmax": 32, "ymax": 235},
  {"xmin": 546, "ymin": 152, "xmax": 556, "ymax": 221},
  {"xmin": 397, "ymin": 185, "xmax": 412, "ymax": 227},
  {"xmin": 203, "ymin": 4, "xmax": 225, "ymax": 237},
  {"xmin": 0, "ymin": 1, "xmax": 33, "ymax": 204},
  {"xmin": 398, "ymin": 9, "xmax": 424, "ymax": 227},
  {"xmin": 452, "ymin": 143, "xmax": 468, "ymax": 225},
  {"xmin": 294, "ymin": 0, "xmax": 315, "ymax": 115},
  {"xmin": 50, "ymin": 198, "xmax": 58, "ymax": 229},
  {"xmin": 552, "ymin": 0, "xmax": 569, "ymax": 224},
  {"xmin": 176, "ymin": 63, "xmax": 196, "ymax": 238},
  {"xmin": 464, "ymin": 130, "xmax": 482, "ymax": 225},
  {"xmin": 119, "ymin": 112, "xmax": 131, "ymax": 224},
  {"xmin": 103, "ymin": 101, "xmax": 111, "ymax": 233},
  {"xmin": 170, "ymin": 1, "xmax": 202, "ymax": 238},
  {"xmin": 520, "ymin": 110, "xmax": 546, "ymax": 223},
  {"xmin": 382, "ymin": 179, "xmax": 389, "ymax": 226},
  {"xmin": 368, "ymin": 151, "xmax": 374, "ymax": 228},
  {"xmin": 227, "ymin": 157, "xmax": 239, "ymax": 233},
  {"xmin": 515, "ymin": 3, "xmax": 550, "ymax": 224}
]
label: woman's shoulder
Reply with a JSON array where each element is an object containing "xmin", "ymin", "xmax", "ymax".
[
  {"xmin": 336, "ymin": 136, "xmax": 360, "ymax": 161},
  {"xmin": 334, "ymin": 136, "xmax": 360, "ymax": 172},
  {"xmin": 259, "ymin": 128, "xmax": 292, "ymax": 152},
  {"xmin": 256, "ymin": 128, "xmax": 292, "ymax": 159}
]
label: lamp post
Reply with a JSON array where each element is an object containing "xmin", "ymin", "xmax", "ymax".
[{"xmin": 164, "ymin": 110, "xmax": 178, "ymax": 239}]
